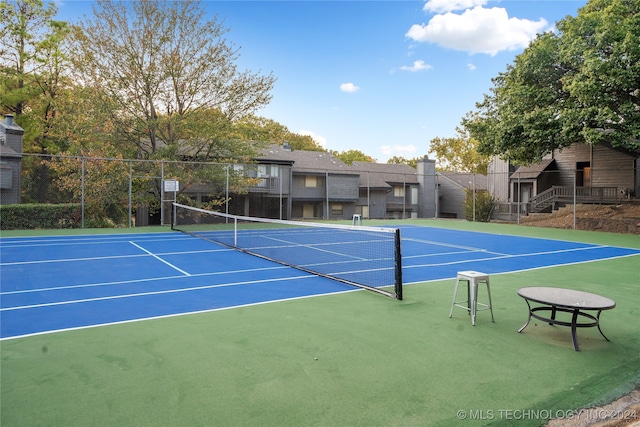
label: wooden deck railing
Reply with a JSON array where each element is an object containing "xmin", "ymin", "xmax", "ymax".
[
  {"xmin": 493, "ymin": 186, "xmax": 624, "ymax": 220},
  {"xmin": 528, "ymin": 186, "xmax": 621, "ymax": 213}
]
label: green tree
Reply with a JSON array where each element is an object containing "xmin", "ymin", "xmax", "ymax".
[
  {"xmin": 464, "ymin": 0, "xmax": 640, "ymax": 164},
  {"xmin": 1, "ymin": 0, "xmax": 72, "ymax": 155},
  {"xmin": 0, "ymin": 0, "xmax": 58, "ymax": 117},
  {"xmin": 331, "ymin": 149, "xmax": 374, "ymax": 165},
  {"xmin": 428, "ymin": 126, "xmax": 488, "ymax": 173},
  {"xmin": 558, "ymin": 0, "xmax": 640, "ymax": 150},
  {"xmin": 47, "ymin": 150, "xmax": 131, "ymax": 227},
  {"xmin": 386, "ymin": 156, "xmax": 419, "ymax": 168},
  {"xmin": 71, "ymin": 0, "xmax": 276, "ymax": 160},
  {"xmin": 233, "ymin": 115, "xmax": 324, "ymax": 151},
  {"xmin": 1, "ymin": 0, "xmax": 78, "ymax": 202}
]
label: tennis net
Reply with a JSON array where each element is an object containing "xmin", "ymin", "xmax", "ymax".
[{"xmin": 172, "ymin": 203, "xmax": 403, "ymax": 299}]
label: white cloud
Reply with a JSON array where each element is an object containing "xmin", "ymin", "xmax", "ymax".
[
  {"xmin": 467, "ymin": 63, "xmax": 476, "ymax": 71},
  {"xmin": 406, "ymin": 6, "xmax": 549, "ymax": 56},
  {"xmin": 380, "ymin": 144, "xmax": 418, "ymax": 157},
  {"xmin": 423, "ymin": 0, "xmax": 487, "ymax": 14},
  {"xmin": 400, "ymin": 60, "xmax": 433, "ymax": 72},
  {"xmin": 298, "ymin": 129, "xmax": 327, "ymax": 148},
  {"xmin": 340, "ymin": 83, "xmax": 360, "ymax": 93}
]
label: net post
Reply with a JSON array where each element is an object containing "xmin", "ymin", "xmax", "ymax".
[
  {"xmin": 394, "ymin": 228, "xmax": 403, "ymax": 300},
  {"xmin": 171, "ymin": 202, "xmax": 176, "ymax": 230},
  {"xmin": 233, "ymin": 217, "xmax": 238, "ymax": 246}
]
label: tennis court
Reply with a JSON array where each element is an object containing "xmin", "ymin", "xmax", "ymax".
[
  {"xmin": 2, "ymin": 225, "xmax": 636, "ymax": 340},
  {"xmin": 1, "ymin": 220, "xmax": 639, "ymax": 426}
]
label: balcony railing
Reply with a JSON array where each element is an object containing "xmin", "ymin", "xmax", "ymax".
[
  {"xmin": 529, "ymin": 186, "xmax": 621, "ymax": 213},
  {"xmin": 493, "ymin": 186, "xmax": 625, "ymax": 220}
]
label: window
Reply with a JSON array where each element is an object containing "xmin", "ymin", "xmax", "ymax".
[
  {"xmin": 254, "ymin": 165, "xmax": 268, "ymax": 187},
  {"xmin": 393, "ymin": 185, "xmax": 404, "ymax": 197},
  {"xmin": 411, "ymin": 187, "xmax": 419, "ymax": 204},
  {"xmin": 305, "ymin": 175, "xmax": 318, "ymax": 187},
  {"xmin": 331, "ymin": 204, "xmax": 343, "ymax": 215}
]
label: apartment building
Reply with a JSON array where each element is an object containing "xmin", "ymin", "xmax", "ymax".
[{"xmin": 225, "ymin": 144, "xmax": 437, "ymax": 220}]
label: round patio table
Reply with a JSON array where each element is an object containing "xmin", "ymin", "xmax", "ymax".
[{"xmin": 517, "ymin": 287, "xmax": 616, "ymax": 351}]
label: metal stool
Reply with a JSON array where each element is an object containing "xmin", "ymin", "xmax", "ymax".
[{"xmin": 449, "ymin": 271, "xmax": 494, "ymax": 326}]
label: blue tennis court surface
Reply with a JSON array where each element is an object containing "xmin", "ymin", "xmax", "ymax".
[{"xmin": 1, "ymin": 226, "xmax": 638, "ymax": 339}]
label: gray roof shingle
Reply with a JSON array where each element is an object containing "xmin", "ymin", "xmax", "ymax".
[
  {"xmin": 258, "ymin": 146, "xmax": 356, "ymax": 174},
  {"xmin": 438, "ymin": 172, "xmax": 488, "ymax": 190}
]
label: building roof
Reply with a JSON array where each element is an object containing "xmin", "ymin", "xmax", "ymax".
[
  {"xmin": 1, "ymin": 114, "xmax": 24, "ymax": 135},
  {"xmin": 438, "ymin": 172, "xmax": 488, "ymax": 190},
  {"xmin": 0, "ymin": 144, "xmax": 22, "ymax": 157},
  {"xmin": 257, "ymin": 145, "xmax": 422, "ymax": 189},
  {"xmin": 512, "ymin": 159, "xmax": 555, "ymax": 179},
  {"xmin": 351, "ymin": 161, "xmax": 418, "ymax": 188},
  {"xmin": 0, "ymin": 145, "xmax": 22, "ymax": 158},
  {"xmin": 257, "ymin": 146, "xmax": 357, "ymax": 174}
]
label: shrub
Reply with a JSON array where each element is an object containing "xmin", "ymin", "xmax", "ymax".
[
  {"xmin": 464, "ymin": 189, "xmax": 495, "ymax": 222},
  {"xmin": 0, "ymin": 204, "xmax": 82, "ymax": 230}
]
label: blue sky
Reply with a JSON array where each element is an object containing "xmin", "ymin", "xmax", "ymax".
[{"xmin": 55, "ymin": 0, "xmax": 589, "ymax": 162}]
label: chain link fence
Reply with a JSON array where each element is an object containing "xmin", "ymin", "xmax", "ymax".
[
  {"xmin": 11, "ymin": 154, "xmax": 248, "ymax": 228},
  {"xmin": 1, "ymin": 153, "xmax": 637, "ymax": 231}
]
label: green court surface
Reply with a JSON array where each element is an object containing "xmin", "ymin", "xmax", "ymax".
[{"xmin": 1, "ymin": 220, "xmax": 639, "ymax": 426}]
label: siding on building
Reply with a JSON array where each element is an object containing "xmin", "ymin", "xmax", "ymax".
[
  {"xmin": 417, "ymin": 157, "xmax": 437, "ymax": 218},
  {"xmin": 252, "ymin": 147, "xmax": 432, "ymax": 220},
  {"xmin": 547, "ymin": 143, "xmax": 636, "ymax": 189},
  {"xmin": 351, "ymin": 161, "xmax": 421, "ymax": 219},
  {"xmin": 510, "ymin": 159, "xmax": 556, "ymax": 203},
  {"xmin": 489, "ymin": 142, "xmax": 638, "ymax": 209},
  {"xmin": 437, "ymin": 172, "xmax": 488, "ymax": 219},
  {"xmin": 487, "ymin": 156, "xmax": 513, "ymax": 202},
  {"xmin": 0, "ymin": 115, "xmax": 24, "ymax": 205},
  {"xmin": 590, "ymin": 145, "xmax": 635, "ymax": 188}
]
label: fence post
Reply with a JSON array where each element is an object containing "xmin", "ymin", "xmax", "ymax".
[
  {"xmin": 226, "ymin": 164, "xmax": 229, "ymax": 215},
  {"xmin": 517, "ymin": 173, "xmax": 520, "ymax": 225},
  {"xmin": 279, "ymin": 165, "xmax": 283, "ymax": 220},
  {"xmin": 160, "ymin": 161, "xmax": 165, "ymax": 226},
  {"xmin": 403, "ymin": 174, "xmax": 406, "ymax": 219},
  {"xmin": 573, "ymin": 169, "xmax": 577, "ymax": 230},
  {"xmin": 473, "ymin": 173, "xmax": 476, "ymax": 222},
  {"xmin": 81, "ymin": 157, "xmax": 85, "ymax": 228},
  {"xmin": 325, "ymin": 170, "xmax": 329, "ymax": 219},
  {"xmin": 367, "ymin": 172, "xmax": 370, "ymax": 219},
  {"xmin": 129, "ymin": 160, "xmax": 133, "ymax": 228}
]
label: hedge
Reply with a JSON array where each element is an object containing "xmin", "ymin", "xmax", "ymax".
[{"xmin": 0, "ymin": 204, "xmax": 82, "ymax": 230}]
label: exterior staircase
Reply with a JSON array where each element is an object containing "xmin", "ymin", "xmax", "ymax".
[{"xmin": 528, "ymin": 186, "xmax": 622, "ymax": 213}]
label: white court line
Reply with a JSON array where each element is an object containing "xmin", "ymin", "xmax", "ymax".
[
  {"xmin": 402, "ymin": 236, "xmax": 487, "ymax": 252},
  {"xmin": 0, "ymin": 248, "xmax": 230, "ymax": 267},
  {"xmin": 0, "ymin": 265, "xmax": 289, "ymax": 296},
  {"xmin": 0, "ymin": 289, "xmax": 358, "ymax": 341},
  {"xmin": 403, "ymin": 252, "xmax": 640, "ymax": 285},
  {"xmin": 0, "ymin": 233, "xmax": 189, "ymax": 247},
  {"xmin": 260, "ymin": 235, "xmax": 371, "ymax": 261},
  {"xmin": 403, "ymin": 249, "xmax": 493, "ymax": 260},
  {"xmin": 129, "ymin": 241, "xmax": 191, "ymax": 276},
  {"xmin": 1, "ymin": 274, "xmax": 315, "ymax": 312},
  {"xmin": 2, "ymin": 253, "xmax": 151, "ymax": 266},
  {"xmin": 404, "ymin": 244, "xmax": 612, "ymax": 269}
]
